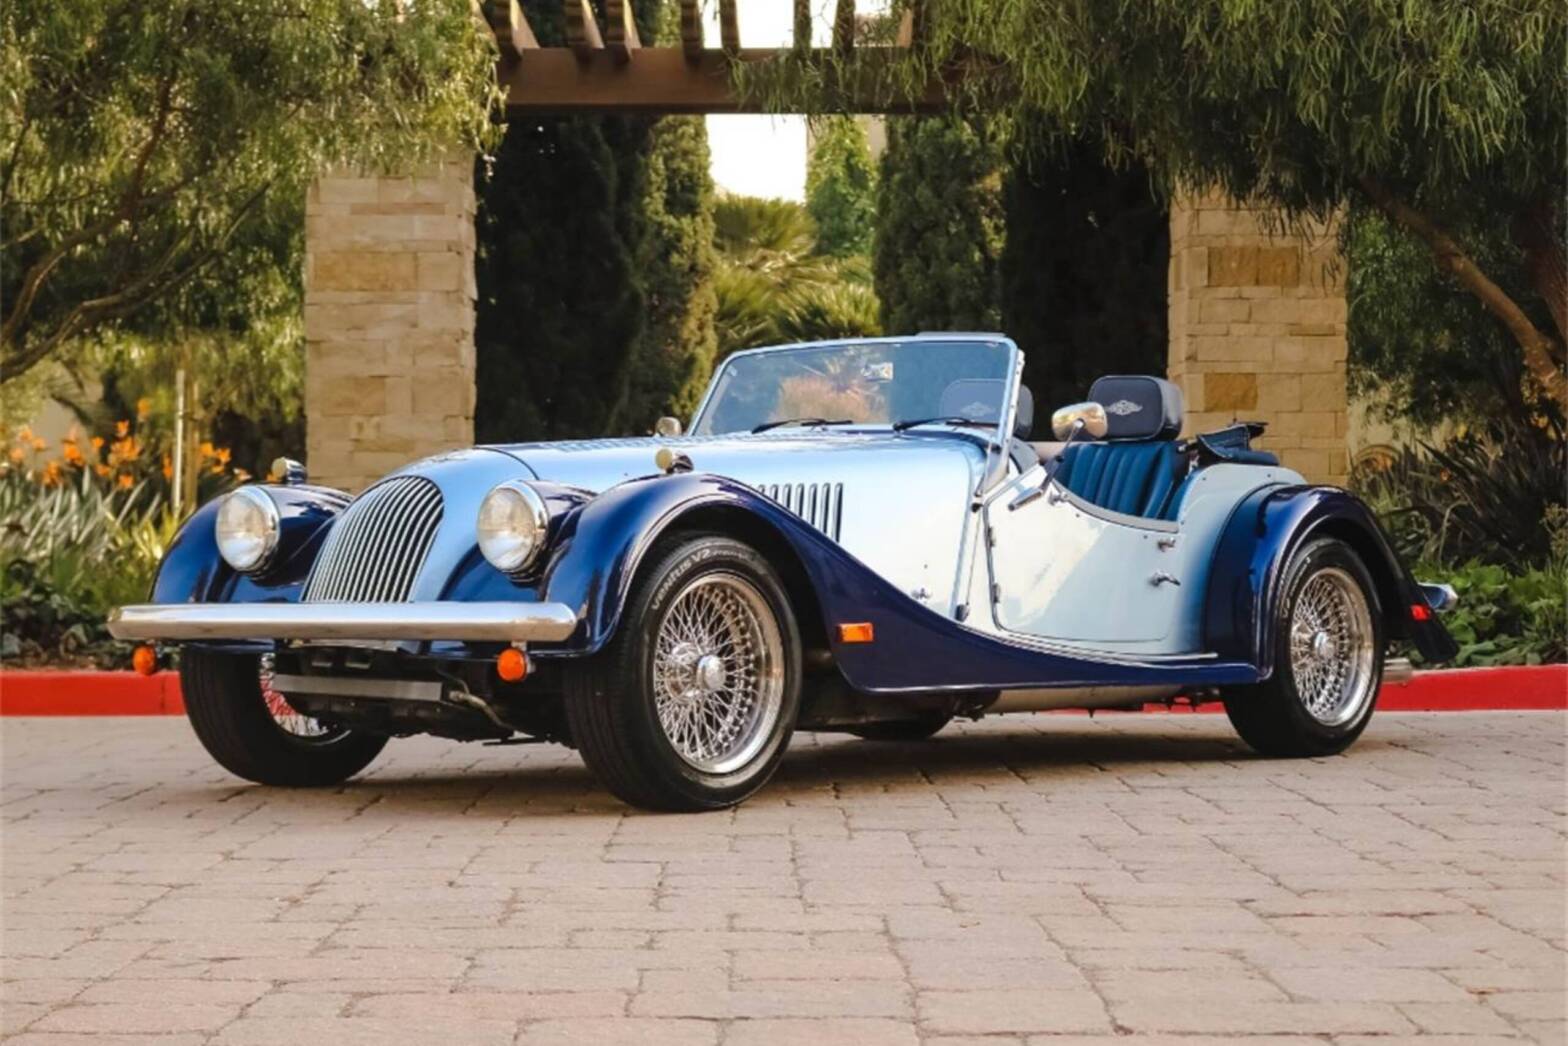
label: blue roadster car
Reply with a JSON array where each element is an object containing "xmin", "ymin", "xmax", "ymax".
[{"xmin": 110, "ymin": 335, "xmax": 1457, "ymax": 810}]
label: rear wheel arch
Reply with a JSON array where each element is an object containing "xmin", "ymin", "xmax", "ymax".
[{"xmin": 1307, "ymin": 518, "xmax": 1404, "ymax": 642}]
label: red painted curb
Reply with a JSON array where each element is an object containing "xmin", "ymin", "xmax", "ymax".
[
  {"xmin": 1, "ymin": 670, "xmax": 185, "ymax": 716},
  {"xmin": 2, "ymin": 664, "xmax": 1563, "ymax": 717},
  {"xmin": 1375, "ymin": 664, "xmax": 1567, "ymax": 711}
]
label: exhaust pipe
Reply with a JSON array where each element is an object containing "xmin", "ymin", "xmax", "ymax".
[{"xmin": 1383, "ymin": 657, "xmax": 1414, "ymax": 684}]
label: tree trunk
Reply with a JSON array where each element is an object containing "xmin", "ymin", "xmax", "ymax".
[
  {"xmin": 1358, "ymin": 177, "xmax": 1567, "ymax": 411},
  {"xmin": 1512, "ymin": 195, "xmax": 1568, "ymax": 350}
]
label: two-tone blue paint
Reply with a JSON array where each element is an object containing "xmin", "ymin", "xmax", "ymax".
[
  {"xmin": 150, "ymin": 470, "xmax": 1452, "ymax": 693},
  {"xmin": 1203, "ymin": 484, "xmax": 1459, "ymax": 675}
]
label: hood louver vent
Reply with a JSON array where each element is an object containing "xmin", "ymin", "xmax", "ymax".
[
  {"xmin": 302, "ymin": 476, "xmax": 442, "ymax": 603},
  {"xmin": 757, "ymin": 482, "xmax": 844, "ymax": 542}
]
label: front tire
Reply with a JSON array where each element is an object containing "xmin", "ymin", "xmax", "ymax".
[
  {"xmin": 564, "ymin": 535, "xmax": 802, "ymax": 812},
  {"xmin": 1223, "ymin": 537, "xmax": 1385, "ymax": 757},
  {"xmin": 181, "ymin": 647, "xmax": 387, "ymax": 786}
]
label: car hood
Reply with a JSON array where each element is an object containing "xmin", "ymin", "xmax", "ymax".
[{"xmin": 483, "ymin": 430, "xmax": 988, "ymax": 497}]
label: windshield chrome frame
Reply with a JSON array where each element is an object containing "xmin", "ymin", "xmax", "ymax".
[{"xmin": 688, "ymin": 335, "xmax": 1022, "ymax": 475}]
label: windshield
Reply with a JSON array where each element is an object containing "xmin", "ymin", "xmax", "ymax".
[{"xmin": 691, "ymin": 339, "xmax": 1016, "ymax": 436}]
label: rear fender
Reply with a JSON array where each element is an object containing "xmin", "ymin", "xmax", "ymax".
[{"xmin": 1204, "ymin": 485, "xmax": 1458, "ymax": 677}]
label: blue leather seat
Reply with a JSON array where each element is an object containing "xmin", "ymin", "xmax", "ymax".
[
  {"xmin": 1052, "ymin": 375, "xmax": 1188, "ymax": 520},
  {"xmin": 1056, "ymin": 441, "xmax": 1186, "ymax": 519}
]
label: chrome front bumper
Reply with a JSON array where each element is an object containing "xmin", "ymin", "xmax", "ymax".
[{"xmin": 106, "ymin": 602, "xmax": 578, "ymax": 643}]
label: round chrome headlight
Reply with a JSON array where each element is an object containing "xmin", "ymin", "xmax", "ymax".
[
  {"xmin": 477, "ymin": 481, "xmax": 550, "ymax": 573},
  {"xmin": 215, "ymin": 487, "xmax": 281, "ymax": 573}
]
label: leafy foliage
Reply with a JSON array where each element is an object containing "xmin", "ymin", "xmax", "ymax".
[
  {"xmin": 625, "ymin": 115, "xmax": 720, "ymax": 427},
  {"xmin": 1001, "ymin": 138, "xmax": 1169, "ymax": 411},
  {"xmin": 0, "ymin": 463, "xmax": 180, "ymax": 666},
  {"xmin": 1, "ymin": 0, "xmax": 498, "ymax": 381},
  {"xmin": 1426, "ymin": 556, "xmax": 1566, "ymax": 667},
  {"xmin": 873, "ymin": 115, "xmax": 1004, "ymax": 336},
  {"xmin": 1347, "ymin": 201, "xmax": 1557, "ymax": 430},
  {"xmin": 711, "ymin": 196, "xmax": 880, "ymax": 361},
  {"xmin": 1353, "ymin": 424, "xmax": 1566, "ymax": 568},
  {"xmin": 737, "ymin": 0, "xmax": 1568, "ymax": 399},
  {"xmin": 805, "ymin": 117, "xmax": 878, "ymax": 259}
]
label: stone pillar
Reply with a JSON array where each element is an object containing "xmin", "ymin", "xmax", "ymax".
[
  {"xmin": 304, "ymin": 157, "xmax": 476, "ymax": 492},
  {"xmin": 1167, "ymin": 191, "xmax": 1348, "ymax": 484}
]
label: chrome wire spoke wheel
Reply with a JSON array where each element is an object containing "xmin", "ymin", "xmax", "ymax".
[
  {"xmin": 1288, "ymin": 566, "xmax": 1376, "ymax": 727},
  {"xmin": 258, "ymin": 653, "xmax": 340, "ymax": 742},
  {"xmin": 651, "ymin": 571, "xmax": 785, "ymax": 774}
]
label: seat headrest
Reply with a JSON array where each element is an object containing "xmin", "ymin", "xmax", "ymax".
[{"xmin": 1087, "ymin": 375, "xmax": 1183, "ymax": 441}]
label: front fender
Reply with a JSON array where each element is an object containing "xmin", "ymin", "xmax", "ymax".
[
  {"xmin": 150, "ymin": 484, "xmax": 350, "ymax": 605},
  {"xmin": 529, "ymin": 473, "xmax": 807, "ymax": 655},
  {"xmin": 1204, "ymin": 485, "xmax": 1458, "ymax": 677}
]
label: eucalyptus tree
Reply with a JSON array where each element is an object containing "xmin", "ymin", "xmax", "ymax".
[
  {"xmin": 1, "ymin": 0, "xmax": 497, "ymax": 381},
  {"xmin": 742, "ymin": 0, "xmax": 1567, "ymax": 404}
]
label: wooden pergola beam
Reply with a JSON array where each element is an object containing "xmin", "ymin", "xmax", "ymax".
[
  {"xmin": 604, "ymin": 0, "xmax": 639, "ymax": 64},
  {"xmin": 719, "ymin": 0, "xmax": 740, "ymax": 56},
  {"xmin": 481, "ymin": 0, "xmax": 538, "ymax": 61},
  {"xmin": 502, "ymin": 47, "xmax": 944, "ymax": 115},
  {"xmin": 564, "ymin": 0, "xmax": 603, "ymax": 60},
  {"xmin": 833, "ymin": 0, "xmax": 856, "ymax": 58},
  {"xmin": 678, "ymin": 0, "xmax": 703, "ymax": 63},
  {"xmin": 793, "ymin": 0, "xmax": 811, "ymax": 56},
  {"xmin": 896, "ymin": 2, "xmax": 928, "ymax": 49}
]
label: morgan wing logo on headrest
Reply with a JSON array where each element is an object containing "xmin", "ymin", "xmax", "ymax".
[{"xmin": 1105, "ymin": 399, "xmax": 1143, "ymax": 416}]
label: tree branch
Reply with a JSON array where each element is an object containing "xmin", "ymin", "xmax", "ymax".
[{"xmin": 1358, "ymin": 176, "xmax": 1567, "ymax": 410}]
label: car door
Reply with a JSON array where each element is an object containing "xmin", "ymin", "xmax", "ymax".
[{"xmin": 983, "ymin": 465, "xmax": 1184, "ymax": 645}]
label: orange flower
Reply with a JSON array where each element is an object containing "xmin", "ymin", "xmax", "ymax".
[
  {"xmin": 198, "ymin": 441, "xmax": 216, "ymax": 459},
  {"xmin": 62, "ymin": 442, "xmax": 85, "ymax": 467},
  {"xmin": 136, "ymin": 397, "xmax": 151, "ymax": 418},
  {"xmin": 94, "ymin": 463, "xmax": 111, "ymax": 478},
  {"xmin": 162, "ymin": 454, "xmax": 174, "ymax": 481},
  {"xmin": 30, "ymin": 437, "xmax": 46, "ymax": 451},
  {"xmin": 115, "ymin": 420, "xmax": 130, "ymax": 438},
  {"xmin": 7, "ymin": 447, "xmax": 23, "ymax": 464},
  {"xmin": 116, "ymin": 473, "xmax": 134, "ymax": 490},
  {"xmin": 40, "ymin": 461, "xmax": 62, "ymax": 487},
  {"xmin": 90, "ymin": 436, "xmax": 105, "ymax": 451},
  {"xmin": 16, "ymin": 424, "xmax": 32, "ymax": 443}
]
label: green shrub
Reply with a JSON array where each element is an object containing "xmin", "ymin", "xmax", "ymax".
[{"xmin": 0, "ymin": 466, "xmax": 180, "ymax": 667}]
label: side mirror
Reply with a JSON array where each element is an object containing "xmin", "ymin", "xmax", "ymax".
[
  {"xmin": 654, "ymin": 416, "xmax": 683, "ymax": 438},
  {"xmin": 1050, "ymin": 402, "xmax": 1108, "ymax": 441}
]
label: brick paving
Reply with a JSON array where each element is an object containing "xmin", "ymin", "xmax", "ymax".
[{"xmin": 2, "ymin": 711, "xmax": 1563, "ymax": 1044}]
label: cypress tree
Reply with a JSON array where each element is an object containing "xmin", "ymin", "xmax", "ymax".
[
  {"xmin": 475, "ymin": 0, "xmax": 715, "ymax": 440},
  {"xmin": 999, "ymin": 139, "xmax": 1168, "ymax": 410},
  {"xmin": 474, "ymin": 117, "xmax": 646, "ymax": 440},
  {"xmin": 806, "ymin": 117, "xmax": 878, "ymax": 259},
  {"xmin": 872, "ymin": 115, "xmax": 1004, "ymax": 336}
]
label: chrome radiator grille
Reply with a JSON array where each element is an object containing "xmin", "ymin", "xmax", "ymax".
[
  {"xmin": 302, "ymin": 476, "xmax": 442, "ymax": 603},
  {"xmin": 756, "ymin": 482, "xmax": 844, "ymax": 541}
]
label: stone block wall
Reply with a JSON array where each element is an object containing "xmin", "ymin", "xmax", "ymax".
[
  {"xmin": 304, "ymin": 158, "xmax": 476, "ymax": 492},
  {"xmin": 1168, "ymin": 191, "xmax": 1349, "ymax": 484}
]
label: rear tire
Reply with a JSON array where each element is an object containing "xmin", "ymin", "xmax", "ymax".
[
  {"xmin": 564, "ymin": 536, "xmax": 802, "ymax": 812},
  {"xmin": 848, "ymin": 713, "xmax": 953, "ymax": 742},
  {"xmin": 1222, "ymin": 537, "xmax": 1384, "ymax": 758},
  {"xmin": 180, "ymin": 647, "xmax": 386, "ymax": 786}
]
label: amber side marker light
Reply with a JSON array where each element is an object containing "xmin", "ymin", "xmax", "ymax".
[
  {"xmin": 496, "ymin": 648, "xmax": 530, "ymax": 682},
  {"xmin": 837, "ymin": 622, "xmax": 875, "ymax": 644},
  {"xmin": 132, "ymin": 645, "xmax": 158, "ymax": 676}
]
